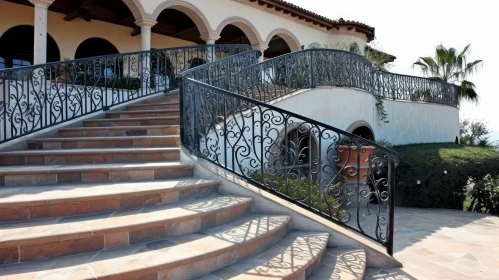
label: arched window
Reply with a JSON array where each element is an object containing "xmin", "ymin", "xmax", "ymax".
[
  {"xmin": 276, "ymin": 125, "xmax": 319, "ymax": 178},
  {"xmin": 75, "ymin": 38, "xmax": 119, "ymax": 59},
  {"xmin": 352, "ymin": 126, "xmax": 375, "ymax": 141},
  {"xmin": 0, "ymin": 25, "xmax": 60, "ymax": 69}
]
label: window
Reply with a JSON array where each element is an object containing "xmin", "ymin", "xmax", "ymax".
[
  {"xmin": 12, "ymin": 59, "xmax": 31, "ymax": 68},
  {"xmin": 0, "ymin": 57, "xmax": 5, "ymax": 69}
]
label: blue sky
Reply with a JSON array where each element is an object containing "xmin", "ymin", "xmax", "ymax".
[{"xmin": 289, "ymin": 0, "xmax": 498, "ymax": 142}]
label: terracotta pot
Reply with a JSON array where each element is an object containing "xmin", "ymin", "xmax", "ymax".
[{"xmin": 336, "ymin": 145, "xmax": 375, "ymax": 183}]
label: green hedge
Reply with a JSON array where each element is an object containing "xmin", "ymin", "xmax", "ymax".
[{"xmin": 394, "ymin": 143, "xmax": 499, "ymax": 209}]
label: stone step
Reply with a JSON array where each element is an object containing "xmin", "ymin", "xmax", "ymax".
[
  {"xmin": 84, "ymin": 116, "xmax": 180, "ymax": 127},
  {"xmin": 196, "ymin": 231, "xmax": 329, "ymax": 280},
  {"xmin": 0, "ymin": 195, "xmax": 253, "ymax": 265},
  {"xmin": 0, "ymin": 214, "xmax": 290, "ymax": 279},
  {"xmin": 0, "ymin": 147, "xmax": 180, "ymax": 166},
  {"xmin": 59, "ymin": 125, "xmax": 179, "ymax": 137},
  {"xmin": 144, "ymin": 94, "xmax": 179, "ymax": 104},
  {"xmin": 27, "ymin": 135, "xmax": 179, "ymax": 150},
  {"xmin": 0, "ymin": 179, "xmax": 220, "ymax": 222},
  {"xmin": 106, "ymin": 109, "xmax": 180, "ymax": 119},
  {"xmin": 126, "ymin": 102, "xmax": 179, "ymax": 111},
  {"xmin": 309, "ymin": 248, "xmax": 367, "ymax": 280},
  {"xmin": 0, "ymin": 162, "xmax": 194, "ymax": 187}
]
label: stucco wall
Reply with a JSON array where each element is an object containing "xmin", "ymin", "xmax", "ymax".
[
  {"xmin": 0, "ymin": 0, "xmax": 366, "ymax": 60},
  {"xmin": 0, "ymin": 1, "xmax": 196, "ymax": 60},
  {"xmin": 270, "ymin": 87, "xmax": 460, "ymax": 145}
]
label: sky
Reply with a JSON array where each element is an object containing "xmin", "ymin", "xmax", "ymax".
[{"xmin": 288, "ymin": 0, "xmax": 498, "ymax": 142}]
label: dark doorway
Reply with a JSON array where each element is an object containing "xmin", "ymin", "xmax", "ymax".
[
  {"xmin": 264, "ymin": 35, "xmax": 291, "ymax": 59},
  {"xmin": 75, "ymin": 38, "xmax": 119, "ymax": 59},
  {"xmin": 352, "ymin": 126, "xmax": 375, "ymax": 141},
  {"xmin": 0, "ymin": 25, "xmax": 60, "ymax": 69},
  {"xmin": 217, "ymin": 24, "xmax": 250, "ymax": 45}
]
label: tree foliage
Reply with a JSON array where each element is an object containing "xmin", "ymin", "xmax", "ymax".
[
  {"xmin": 460, "ymin": 118, "xmax": 495, "ymax": 147},
  {"xmin": 413, "ymin": 44, "xmax": 484, "ymax": 103}
]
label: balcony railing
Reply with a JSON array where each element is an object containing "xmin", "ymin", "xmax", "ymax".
[
  {"xmin": 179, "ymin": 50, "xmax": 401, "ymax": 256},
  {"xmin": 0, "ymin": 44, "xmax": 252, "ymax": 143}
]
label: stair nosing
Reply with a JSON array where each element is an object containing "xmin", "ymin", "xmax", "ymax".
[
  {"xmin": 0, "ymin": 147, "xmax": 180, "ymax": 156},
  {"xmin": 106, "ymin": 109, "xmax": 180, "ymax": 114},
  {"xmin": 0, "ymin": 178, "xmax": 220, "ymax": 207},
  {"xmin": 59, "ymin": 125, "xmax": 179, "ymax": 131},
  {"xmin": 84, "ymin": 116, "xmax": 180, "ymax": 121},
  {"xmin": 0, "ymin": 195, "xmax": 254, "ymax": 247},
  {"xmin": 28, "ymin": 135, "xmax": 179, "ymax": 142},
  {"xmin": 0, "ymin": 161, "xmax": 193, "ymax": 175}
]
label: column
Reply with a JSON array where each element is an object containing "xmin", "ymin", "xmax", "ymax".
[
  {"xmin": 200, "ymin": 33, "xmax": 220, "ymax": 62},
  {"xmin": 134, "ymin": 18, "xmax": 157, "ymax": 94},
  {"xmin": 135, "ymin": 18, "xmax": 157, "ymax": 51},
  {"xmin": 29, "ymin": 0, "xmax": 55, "ymax": 64},
  {"xmin": 252, "ymin": 44, "xmax": 268, "ymax": 63}
]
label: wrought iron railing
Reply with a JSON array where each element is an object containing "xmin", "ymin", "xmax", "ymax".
[
  {"xmin": 0, "ymin": 44, "xmax": 251, "ymax": 143},
  {"xmin": 238, "ymin": 48, "xmax": 459, "ymax": 107},
  {"xmin": 179, "ymin": 50, "xmax": 400, "ymax": 255}
]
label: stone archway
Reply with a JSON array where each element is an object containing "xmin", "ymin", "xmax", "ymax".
[
  {"xmin": 264, "ymin": 28, "xmax": 301, "ymax": 58},
  {"xmin": 216, "ymin": 17, "xmax": 262, "ymax": 46},
  {"xmin": 347, "ymin": 120, "xmax": 376, "ymax": 141}
]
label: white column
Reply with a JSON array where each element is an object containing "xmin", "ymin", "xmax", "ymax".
[
  {"xmin": 252, "ymin": 44, "xmax": 268, "ymax": 63},
  {"xmin": 200, "ymin": 33, "xmax": 220, "ymax": 62},
  {"xmin": 135, "ymin": 18, "xmax": 157, "ymax": 51},
  {"xmin": 29, "ymin": 0, "xmax": 54, "ymax": 64}
]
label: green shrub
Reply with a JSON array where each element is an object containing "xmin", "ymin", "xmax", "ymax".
[
  {"xmin": 252, "ymin": 172, "xmax": 347, "ymax": 220},
  {"xmin": 394, "ymin": 143, "xmax": 499, "ymax": 209},
  {"xmin": 468, "ymin": 175, "xmax": 499, "ymax": 215}
]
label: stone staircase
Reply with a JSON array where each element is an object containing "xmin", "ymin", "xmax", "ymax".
[{"xmin": 0, "ymin": 93, "xmax": 367, "ymax": 279}]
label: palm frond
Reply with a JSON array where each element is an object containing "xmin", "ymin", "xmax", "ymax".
[
  {"xmin": 465, "ymin": 60, "xmax": 484, "ymax": 76},
  {"xmin": 458, "ymin": 80, "xmax": 479, "ymax": 104}
]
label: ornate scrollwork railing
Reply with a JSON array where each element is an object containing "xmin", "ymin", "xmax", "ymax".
[
  {"xmin": 238, "ymin": 48, "xmax": 459, "ymax": 107},
  {"xmin": 0, "ymin": 44, "xmax": 251, "ymax": 143},
  {"xmin": 179, "ymin": 50, "xmax": 400, "ymax": 255}
]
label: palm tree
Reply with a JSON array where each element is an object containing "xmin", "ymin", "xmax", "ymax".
[{"xmin": 413, "ymin": 44, "xmax": 483, "ymax": 103}]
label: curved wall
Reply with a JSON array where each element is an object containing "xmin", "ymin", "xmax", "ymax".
[{"xmin": 269, "ymin": 87, "xmax": 460, "ymax": 145}]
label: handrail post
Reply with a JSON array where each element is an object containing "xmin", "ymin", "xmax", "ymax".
[
  {"xmin": 310, "ymin": 50, "xmax": 315, "ymax": 89},
  {"xmin": 387, "ymin": 158, "xmax": 396, "ymax": 256}
]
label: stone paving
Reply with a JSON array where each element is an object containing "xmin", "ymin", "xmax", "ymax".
[{"xmin": 364, "ymin": 207, "xmax": 499, "ymax": 280}]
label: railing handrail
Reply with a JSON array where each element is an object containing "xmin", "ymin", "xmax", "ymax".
[
  {"xmin": 237, "ymin": 48, "xmax": 459, "ymax": 108},
  {"xmin": 0, "ymin": 44, "xmax": 251, "ymax": 73},
  {"xmin": 182, "ymin": 75, "xmax": 400, "ymax": 159}
]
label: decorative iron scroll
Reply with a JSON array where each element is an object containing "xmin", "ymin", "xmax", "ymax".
[
  {"xmin": 0, "ymin": 44, "xmax": 251, "ymax": 143},
  {"xmin": 179, "ymin": 49, "xmax": 404, "ymax": 255}
]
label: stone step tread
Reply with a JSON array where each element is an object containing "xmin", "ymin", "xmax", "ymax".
[
  {"xmin": 128, "ymin": 102, "xmax": 179, "ymax": 107},
  {"xmin": 0, "ymin": 214, "xmax": 290, "ymax": 280},
  {"xmin": 107, "ymin": 109, "xmax": 180, "ymax": 114},
  {"xmin": 196, "ymin": 231, "xmax": 329, "ymax": 280},
  {"xmin": 84, "ymin": 116, "xmax": 180, "ymax": 122},
  {"xmin": 0, "ymin": 195, "xmax": 253, "ymax": 247},
  {"xmin": 308, "ymin": 248, "xmax": 367, "ymax": 280},
  {"xmin": 0, "ymin": 178, "xmax": 218, "ymax": 207},
  {"xmin": 59, "ymin": 125, "xmax": 179, "ymax": 131},
  {"xmin": 28, "ymin": 135, "xmax": 179, "ymax": 142},
  {"xmin": 0, "ymin": 161, "xmax": 192, "ymax": 175},
  {"xmin": 0, "ymin": 147, "xmax": 180, "ymax": 156}
]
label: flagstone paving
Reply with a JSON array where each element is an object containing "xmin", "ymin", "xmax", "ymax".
[{"xmin": 364, "ymin": 207, "xmax": 499, "ymax": 280}]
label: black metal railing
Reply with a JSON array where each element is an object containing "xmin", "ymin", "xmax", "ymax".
[
  {"xmin": 238, "ymin": 48, "xmax": 459, "ymax": 107},
  {"xmin": 0, "ymin": 44, "xmax": 251, "ymax": 143},
  {"xmin": 179, "ymin": 50, "xmax": 400, "ymax": 255}
]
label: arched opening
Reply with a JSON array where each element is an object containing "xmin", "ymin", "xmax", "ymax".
[
  {"xmin": 352, "ymin": 126, "xmax": 375, "ymax": 141},
  {"xmin": 269, "ymin": 124, "xmax": 319, "ymax": 180},
  {"xmin": 75, "ymin": 38, "xmax": 119, "ymax": 59},
  {"xmin": 264, "ymin": 35, "xmax": 292, "ymax": 59},
  {"xmin": 217, "ymin": 24, "xmax": 251, "ymax": 45},
  {"xmin": 153, "ymin": 8, "xmax": 204, "ymax": 44},
  {"xmin": 0, "ymin": 25, "xmax": 60, "ymax": 69}
]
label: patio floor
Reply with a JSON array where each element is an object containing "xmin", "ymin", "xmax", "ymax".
[{"xmin": 364, "ymin": 207, "xmax": 499, "ymax": 280}]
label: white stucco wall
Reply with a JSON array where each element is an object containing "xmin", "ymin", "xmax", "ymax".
[{"xmin": 270, "ymin": 87, "xmax": 460, "ymax": 145}]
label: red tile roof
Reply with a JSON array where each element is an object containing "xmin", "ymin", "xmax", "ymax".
[{"xmin": 246, "ymin": 0, "xmax": 375, "ymax": 41}]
